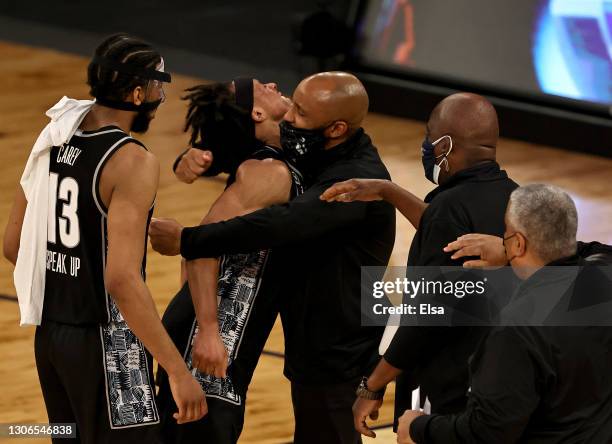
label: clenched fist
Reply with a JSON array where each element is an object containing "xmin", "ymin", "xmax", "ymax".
[
  {"xmin": 149, "ymin": 217, "xmax": 183, "ymax": 256},
  {"xmin": 175, "ymin": 148, "xmax": 213, "ymax": 184}
]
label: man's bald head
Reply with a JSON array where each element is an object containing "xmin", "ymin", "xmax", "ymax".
[
  {"xmin": 429, "ymin": 93, "xmax": 499, "ymax": 150},
  {"xmin": 299, "ymin": 72, "xmax": 369, "ymax": 128},
  {"xmin": 284, "ymin": 71, "xmax": 369, "ymax": 147},
  {"xmin": 424, "ymin": 93, "xmax": 499, "ymax": 185}
]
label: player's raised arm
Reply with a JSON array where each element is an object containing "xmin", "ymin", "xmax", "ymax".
[
  {"xmin": 103, "ymin": 143, "xmax": 206, "ymax": 424},
  {"xmin": 173, "ymin": 147, "xmax": 213, "ymax": 184}
]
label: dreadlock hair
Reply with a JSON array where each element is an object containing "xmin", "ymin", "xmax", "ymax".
[
  {"xmin": 183, "ymin": 83, "xmax": 262, "ymax": 177},
  {"xmin": 87, "ymin": 33, "xmax": 161, "ymax": 102}
]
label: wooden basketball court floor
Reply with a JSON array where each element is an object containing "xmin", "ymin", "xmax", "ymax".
[{"xmin": 0, "ymin": 41, "xmax": 611, "ymax": 443}]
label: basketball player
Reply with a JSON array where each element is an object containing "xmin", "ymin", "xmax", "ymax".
[
  {"xmin": 157, "ymin": 77, "xmax": 305, "ymax": 444},
  {"xmin": 150, "ymin": 72, "xmax": 396, "ymax": 444},
  {"xmin": 3, "ymin": 34, "xmax": 205, "ymax": 443}
]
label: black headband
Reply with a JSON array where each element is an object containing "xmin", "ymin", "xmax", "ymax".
[
  {"xmin": 95, "ymin": 96, "xmax": 162, "ymax": 112},
  {"xmin": 92, "ymin": 55, "xmax": 172, "ymax": 83},
  {"xmin": 233, "ymin": 77, "xmax": 255, "ymax": 139},
  {"xmin": 233, "ymin": 77, "xmax": 254, "ymax": 112}
]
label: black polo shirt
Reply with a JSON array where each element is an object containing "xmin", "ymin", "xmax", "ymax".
[
  {"xmin": 410, "ymin": 255, "xmax": 612, "ymax": 443},
  {"xmin": 385, "ymin": 161, "xmax": 519, "ymax": 419},
  {"xmin": 180, "ymin": 129, "xmax": 396, "ymax": 384}
]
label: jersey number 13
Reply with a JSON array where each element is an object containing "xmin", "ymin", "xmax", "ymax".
[{"xmin": 48, "ymin": 172, "xmax": 80, "ymax": 248}]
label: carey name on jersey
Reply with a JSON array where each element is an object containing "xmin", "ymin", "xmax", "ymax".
[{"xmin": 56, "ymin": 144, "xmax": 82, "ymax": 167}]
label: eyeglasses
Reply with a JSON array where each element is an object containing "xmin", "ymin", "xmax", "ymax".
[
  {"xmin": 147, "ymin": 79, "xmax": 165, "ymax": 102},
  {"xmin": 503, "ymin": 232, "xmax": 517, "ymax": 242}
]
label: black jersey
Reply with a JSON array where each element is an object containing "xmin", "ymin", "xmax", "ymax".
[
  {"xmin": 181, "ymin": 144, "xmax": 304, "ymax": 405},
  {"xmin": 251, "ymin": 145, "xmax": 304, "ymax": 198},
  {"xmin": 43, "ymin": 125, "xmax": 152, "ymax": 325},
  {"xmin": 225, "ymin": 144, "xmax": 304, "ymax": 198}
]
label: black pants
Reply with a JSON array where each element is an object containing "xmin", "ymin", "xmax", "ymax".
[
  {"xmin": 291, "ymin": 378, "xmax": 363, "ymax": 444},
  {"xmin": 157, "ymin": 282, "xmax": 279, "ymax": 444},
  {"xmin": 393, "ymin": 372, "xmax": 418, "ymax": 431},
  {"xmin": 35, "ymin": 320, "xmax": 162, "ymax": 444}
]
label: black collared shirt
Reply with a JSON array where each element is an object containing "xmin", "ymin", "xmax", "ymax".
[
  {"xmin": 411, "ymin": 256, "xmax": 612, "ymax": 443},
  {"xmin": 385, "ymin": 161, "xmax": 519, "ymax": 418},
  {"xmin": 409, "ymin": 161, "xmax": 518, "ymax": 266},
  {"xmin": 180, "ymin": 129, "xmax": 396, "ymax": 384}
]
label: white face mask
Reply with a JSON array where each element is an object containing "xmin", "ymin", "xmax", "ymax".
[
  {"xmin": 433, "ymin": 163, "xmax": 442, "ymax": 185},
  {"xmin": 432, "ymin": 135, "xmax": 453, "ymax": 185}
]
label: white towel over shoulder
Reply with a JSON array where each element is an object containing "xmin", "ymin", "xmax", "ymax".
[{"xmin": 14, "ymin": 96, "xmax": 95, "ymax": 326}]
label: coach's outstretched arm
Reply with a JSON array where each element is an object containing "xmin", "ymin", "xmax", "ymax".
[
  {"xmin": 104, "ymin": 144, "xmax": 206, "ymax": 424},
  {"xmin": 320, "ymin": 178, "xmax": 427, "ymax": 229},
  {"xmin": 149, "ymin": 178, "xmax": 369, "ymax": 258}
]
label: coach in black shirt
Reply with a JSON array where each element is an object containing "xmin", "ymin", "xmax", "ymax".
[
  {"xmin": 401, "ymin": 184, "xmax": 612, "ymax": 443},
  {"xmin": 321, "ymin": 93, "xmax": 518, "ymax": 437},
  {"xmin": 149, "ymin": 72, "xmax": 395, "ymax": 444}
]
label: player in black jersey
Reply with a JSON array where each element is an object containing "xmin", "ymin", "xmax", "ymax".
[
  {"xmin": 151, "ymin": 72, "xmax": 396, "ymax": 444},
  {"xmin": 4, "ymin": 34, "xmax": 205, "ymax": 443},
  {"xmin": 156, "ymin": 78, "xmax": 304, "ymax": 444}
]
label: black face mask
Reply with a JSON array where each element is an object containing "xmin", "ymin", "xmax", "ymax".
[
  {"xmin": 95, "ymin": 96, "xmax": 161, "ymax": 134},
  {"xmin": 280, "ymin": 120, "xmax": 327, "ymax": 172},
  {"xmin": 130, "ymin": 107, "xmax": 156, "ymax": 133}
]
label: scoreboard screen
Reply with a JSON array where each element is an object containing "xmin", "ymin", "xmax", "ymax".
[{"xmin": 355, "ymin": 0, "xmax": 612, "ymax": 111}]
